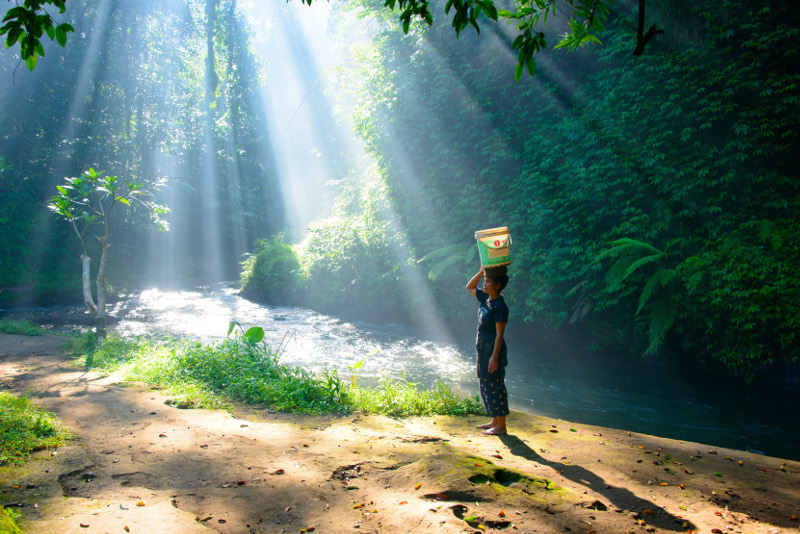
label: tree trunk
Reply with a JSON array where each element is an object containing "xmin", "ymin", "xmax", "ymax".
[{"xmin": 95, "ymin": 237, "xmax": 111, "ymax": 339}]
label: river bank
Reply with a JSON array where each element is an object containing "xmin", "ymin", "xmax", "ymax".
[{"xmin": 1, "ymin": 332, "xmax": 799, "ymax": 533}]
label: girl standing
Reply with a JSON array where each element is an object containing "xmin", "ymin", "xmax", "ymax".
[{"xmin": 466, "ymin": 266, "xmax": 510, "ymax": 435}]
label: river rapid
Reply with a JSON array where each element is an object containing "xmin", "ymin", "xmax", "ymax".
[{"xmin": 3, "ymin": 282, "xmax": 799, "ymax": 462}]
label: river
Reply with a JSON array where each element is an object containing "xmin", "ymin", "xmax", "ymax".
[{"xmin": 3, "ymin": 282, "xmax": 799, "ymax": 462}]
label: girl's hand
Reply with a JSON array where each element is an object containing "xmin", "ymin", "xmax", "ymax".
[{"xmin": 488, "ymin": 355, "xmax": 499, "ymax": 373}]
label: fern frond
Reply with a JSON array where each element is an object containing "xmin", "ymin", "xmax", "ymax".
[
  {"xmin": 636, "ymin": 268, "xmax": 676, "ymax": 315},
  {"xmin": 684, "ymin": 271, "xmax": 704, "ymax": 293},
  {"xmin": 428, "ymin": 253, "xmax": 465, "ymax": 280},
  {"xmin": 417, "ymin": 243, "xmax": 470, "ymax": 264},
  {"xmin": 605, "ymin": 255, "xmax": 638, "ymax": 291},
  {"xmin": 622, "ymin": 252, "xmax": 664, "ymax": 281},
  {"xmin": 566, "ymin": 280, "xmax": 588, "ymax": 298},
  {"xmin": 592, "ymin": 238, "xmax": 660, "ymax": 264},
  {"xmin": 644, "ymin": 295, "xmax": 676, "ymax": 356},
  {"xmin": 463, "ymin": 245, "xmax": 477, "ymax": 264},
  {"xmin": 679, "ymin": 256, "xmax": 707, "ymax": 293}
]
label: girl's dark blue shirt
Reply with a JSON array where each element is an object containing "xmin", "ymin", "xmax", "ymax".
[{"xmin": 476, "ymin": 288, "xmax": 509, "ymax": 337}]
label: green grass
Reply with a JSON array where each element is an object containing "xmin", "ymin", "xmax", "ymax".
[
  {"xmin": 0, "ymin": 506, "xmax": 24, "ymax": 534},
  {"xmin": 69, "ymin": 334, "xmax": 481, "ymax": 417},
  {"xmin": 348, "ymin": 377, "xmax": 480, "ymax": 417},
  {"xmin": 0, "ymin": 393, "xmax": 72, "ymax": 466},
  {"xmin": 0, "ymin": 319, "xmax": 45, "ymax": 336}
]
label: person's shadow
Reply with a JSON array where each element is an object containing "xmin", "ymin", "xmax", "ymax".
[{"xmin": 497, "ymin": 434, "xmax": 693, "ymax": 532}]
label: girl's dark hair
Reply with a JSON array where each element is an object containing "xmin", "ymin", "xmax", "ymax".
[{"xmin": 494, "ymin": 274, "xmax": 509, "ymax": 293}]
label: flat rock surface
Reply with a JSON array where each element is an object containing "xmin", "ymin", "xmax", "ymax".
[{"xmin": 1, "ymin": 332, "xmax": 799, "ymax": 533}]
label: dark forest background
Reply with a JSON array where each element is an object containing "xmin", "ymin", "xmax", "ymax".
[{"xmin": 1, "ymin": 0, "xmax": 798, "ymax": 384}]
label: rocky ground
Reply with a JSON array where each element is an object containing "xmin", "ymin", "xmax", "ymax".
[{"xmin": 1, "ymin": 332, "xmax": 799, "ymax": 534}]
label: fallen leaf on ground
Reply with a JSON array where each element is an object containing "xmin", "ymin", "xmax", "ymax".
[
  {"xmin": 498, "ymin": 510, "xmax": 506, "ymax": 517},
  {"xmin": 399, "ymin": 501, "xmax": 408, "ymax": 505},
  {"xmin": 136, "ymin": 501, "xmax": 145, "ymax": 507},
  {"xmin": 414, "ymin": 482, "xmax": 422, "ymax": 490}
]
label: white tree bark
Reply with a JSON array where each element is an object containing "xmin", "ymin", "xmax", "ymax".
[{"xmin": 80, "ymin": 253, "xmax": 98, "ymax": 317}]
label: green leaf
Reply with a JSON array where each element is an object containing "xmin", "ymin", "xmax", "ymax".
[
  {"xmin": 44, "ymin": 22, "xmax": 55, "ymax": 40},
  {"xmin": 525, "ymin": 58, "xmax": 536, "ymax": 77},
  {"xmin": 244, "ymin": 326, "xmax": 265, "ymax": 344},
  {"xmin": 25, "ymin": 54, "xmax": 36, "ymax": 70},
  {"xmin": 5, "ymin": 28, "xmax": 23, "ymax": 48},
  {"xmin": 227, "ymin": 321, "xmax": 237, "ymax": 337},
  {"xmin": 55, "ymin": 26, "xmax": 66, "ymax": 47},
  {"xmin": 116, "ymin": 196, "xmax": 130, "ymax": 205},
  {"xmin": 514, "ymin": 61, "xmax": 523, "ymax": 82}
]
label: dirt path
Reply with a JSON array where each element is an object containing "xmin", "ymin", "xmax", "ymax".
[{"xmin": 1, "ymin": 332, "xmax": 799, "ymax": 534}]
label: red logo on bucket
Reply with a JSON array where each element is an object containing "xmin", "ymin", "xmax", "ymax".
[{"xmin": 495, "ymin": 240, "xmax": 501, "ymax": 246}]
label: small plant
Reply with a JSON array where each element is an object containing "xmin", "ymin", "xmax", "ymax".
[
  {"xmin": 0, "ymin": 506, "xmax": 24, "ymax": 534},
  {"xmin": 0, "ymin": 319, "xmax": 45, "ymax": 336},
  {"xmin": 0, "ymin": 392, "xmax": 72, "ymax": 465},
  {"xmin": 227, "ymin": 320, "xmax": 265, "ymax": 344},
  {"xmin": 347, "ymin": 350, "xmax": 377, "ymax": 388}
]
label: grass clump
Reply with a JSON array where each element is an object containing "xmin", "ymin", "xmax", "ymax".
[
  {"xmin": 73, "ymin": 334, "xmax": 481, "ymax": 417},
  {"xmin": 346, "ymin": 377, "xmax": 480, "ymax": 417},
  {"xmin": 0, "ymin": 506, "xmax": 24, "ymax": 534},
  {"xmin": 0, "ymin": 393, "xmax": 72, "ymax": 465},
  {"xmin": 0, "ymin": 319, "xmax": 45, "ymax": 336}
]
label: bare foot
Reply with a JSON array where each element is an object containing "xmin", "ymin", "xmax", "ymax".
[
  {"xmin": 477, "ymin": 422, "xmax": 494, "ymax": 429},
  {"xmin": 482, "ymin": 427, "xmax": 507, "ymax": 435}
]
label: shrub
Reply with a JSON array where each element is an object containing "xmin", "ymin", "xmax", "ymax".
[{"xmin": 240, "ymin": 236, "xmax": 305, "ymax": 305}]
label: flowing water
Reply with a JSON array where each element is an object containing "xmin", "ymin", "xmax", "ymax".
[{"xmin": 4, "ymin": 282, "xmax": 799, "ymax": 462}]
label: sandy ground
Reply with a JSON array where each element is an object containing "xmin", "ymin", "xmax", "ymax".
[{"xmin": 1, "ymin": 332, "xmax": 799, "ymax": 534}]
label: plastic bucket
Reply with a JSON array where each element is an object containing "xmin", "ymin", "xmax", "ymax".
[{"xmin": 475, "ymin": 227, "xmax": 511, "ymax": 267}]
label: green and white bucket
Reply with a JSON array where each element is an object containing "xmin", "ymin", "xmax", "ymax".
[{"xmin": 475, "ymin": 227, "xmax": 511, "ymax": 267}]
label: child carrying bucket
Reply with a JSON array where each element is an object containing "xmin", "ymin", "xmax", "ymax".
[{"xmin": 466, "ymin": 227, "xmax": 511, "ymax": 435}]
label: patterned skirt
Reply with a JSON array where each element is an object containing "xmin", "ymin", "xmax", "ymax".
[{"xmin": 476, "ymin": 334, "xmax": 509, "ymax": 417}]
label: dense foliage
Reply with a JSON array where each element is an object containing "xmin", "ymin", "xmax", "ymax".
[
  {"xmin": 3, "ymin": 0, "xmax": 798, "ymax": 384},
  {"xmin": 0, "ymin": 0, "xmax": 283, "ymax": 299},
  {"xmin": 284, "ymin": 0, "xmax": 798, "ymax": 380}
]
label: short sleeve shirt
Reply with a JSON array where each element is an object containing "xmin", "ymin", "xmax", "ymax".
[{"xmin": 476, "ymin": 289, "xmax": 509, "ymax": 337}]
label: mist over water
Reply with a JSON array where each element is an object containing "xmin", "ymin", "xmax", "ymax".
[{"xmin": 6, "ymin": 282, "xmax": 798, "ymax": 462}]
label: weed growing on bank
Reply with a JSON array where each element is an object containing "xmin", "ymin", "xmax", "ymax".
[
  {"xmin": 0, "ymin": 505, "xmax": 23, "ymax": 534},
  {"xmin": 0, "ymin": 319, "xmax": 45, "ymax": 336},
  {"xmin": 0, "ymin": 393, "xmax": 73, "ymax": 465},
  {"xmin": 69, "ymin": 334, "xmax": 480, "ymax": 416}
]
